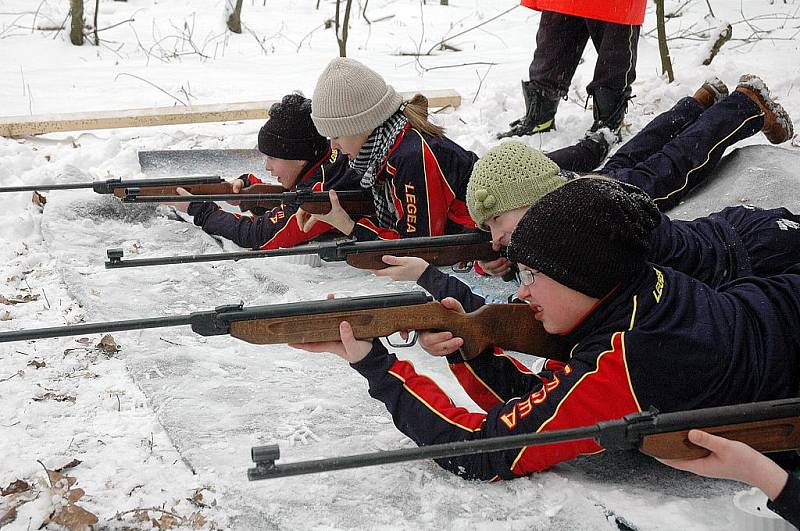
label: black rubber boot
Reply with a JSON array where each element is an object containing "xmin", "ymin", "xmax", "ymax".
[
  {"xmin": 497, "ymin": 81, "xmax": 559, "ymax": 139},
  {"xmin": 588, "ymin": 87, "xmax": 631, "ymax": 138}
]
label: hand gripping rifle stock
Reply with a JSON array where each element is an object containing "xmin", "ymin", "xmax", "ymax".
[
  {"xmin": 0, "ymin": 291, "xmax": 567, "ymax": 362},
  {"xmin": 247, "ymin": 398, "xmax": 800, "ymax": 480}
]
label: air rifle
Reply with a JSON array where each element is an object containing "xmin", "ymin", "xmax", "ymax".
[
  {"xmin": 0, "ymin": 175, "xmax": 283, "ymax": 214},
  {"xmin": 0, "ymin": 175, "xmax": 230, "ymax": 197},
  {"xmin": 104, "ymin": 231, "xmax": 502, "ymax": 271},
  {"xmin": 247, "ymin": 397, "xmax": 800, "ymax": 480},
  {"xmin": 3, "ymin": 175, "xmax": 376, "ymax": 215},
  {"xmin": 122, "ymin": 189, "xmax": 376, "ymax": 216},
  {"xmin": 0, "ymin": 291, "xmax": 568, "ymax": 362}
]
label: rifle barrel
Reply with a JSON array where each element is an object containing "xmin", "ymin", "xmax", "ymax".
[
  {"xmin": 0, "ymin": 314, "xmax": 192, "ymax": 343},
  {"xmin": 105, "ymin": 242, "xmax": 333, "ymax": 268},
  {"xmin": 0, "ymin": 175, "xmax": 223, "ymax": 194},
  {"xmin": 0, "ymin": 182, "xmax": 98, "ymax": 192},
  {"xmin": 248, "ymin": 424, "xmax": 601, "ymax": 480}
]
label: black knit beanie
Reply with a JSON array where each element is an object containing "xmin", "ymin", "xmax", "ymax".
[
  {"xmin": 258, "ymin": 93, "xmax": 328, "ymax": 161},
  {"xmin": 508, "ymin": 177, "xmax": 662, "ymax": 298}
]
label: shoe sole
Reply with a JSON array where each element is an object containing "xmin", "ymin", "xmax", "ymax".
[
  {"xmin": 496, "ymin": 119, "xmax": 556, "ymax": 139},
  {"xmin": 736, "ymin": 75, "xmax": 794, "ymax": 144}
]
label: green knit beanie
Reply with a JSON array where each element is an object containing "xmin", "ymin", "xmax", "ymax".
[{"xmin": 467, "ymin": 141, "xmax": 566, "ymax": 230}]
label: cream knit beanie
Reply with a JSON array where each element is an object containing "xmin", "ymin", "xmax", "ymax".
[
  {"xmin": 467, "ymin": 141, "xmax": 566, "ymax": 229},
  {"xmin": 311, "ymin": 58, "xmax": 403, "ymax": 138}
]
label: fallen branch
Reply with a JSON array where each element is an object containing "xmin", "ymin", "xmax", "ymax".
[
  {"xmin": 702, "ymin": 21, "xmax": 732, "ymax": 65},
  {"xmin": 420, "ymin": 61, "xmax": 497, "ymax": 72}
]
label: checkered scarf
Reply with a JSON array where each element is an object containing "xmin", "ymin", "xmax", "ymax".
[{"xmin": 349, "ymin": 111, "xmax": 409, "ymax": 228}]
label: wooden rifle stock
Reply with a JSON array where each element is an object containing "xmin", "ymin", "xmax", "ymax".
[
  {"xmin": 298, "ymin": 197, "xmax": 375, "ymax": 216},
  {"xmin": 640, "ymin": 416, "xmax": 800, "ymax": 459},
  {"xmin": 230, "ymin": 301, "xmax": 568, "ymax": 361},
  {"xmin": 123, "ymin": 182, "xmax": 286, "ymax": 215},
  {"xmin": 344, "ymin": 240, "xmax": 501, "ymax": 269},
  {"xmin": 121, "ymin": 182, "xmax": 285, "ymax": 198}
]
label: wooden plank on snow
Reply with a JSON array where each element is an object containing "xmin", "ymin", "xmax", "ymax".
[{"xmin": 0, "ymin": 89, "xmax": 461, "ymax": 137}]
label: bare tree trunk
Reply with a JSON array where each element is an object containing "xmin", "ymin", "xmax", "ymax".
[
  {"xmin": 70, "ymin": 0, "xmax": 84, "ymax": 45},
  {"xmin": 335, "ymin": 0, "xmax": 353, "ymax": 57},
  {"xmin": 93, "ymin": 0, "xmax": 100, "ymax": 45},
  {"xmin": 227, "ymin": 0, "xmax": 244, "ymax": 34},
  {"xmin": 655, "ymin": 0, "xmax": 674, "ymax": 83}
]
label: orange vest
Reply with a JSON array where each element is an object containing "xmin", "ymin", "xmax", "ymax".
[{"xmin": 521, "ymin": 0, "xmax": 646, "ymax": 26}]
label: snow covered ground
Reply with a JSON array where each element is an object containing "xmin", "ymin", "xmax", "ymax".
[{"xmin": 0, "ymin": 0, "xmax": 799, "ymax": 529}]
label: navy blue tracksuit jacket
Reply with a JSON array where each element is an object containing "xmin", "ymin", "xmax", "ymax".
[
  {"xmin": 350, "ymin": 124, "xmax": 479, "ymax": 240},
  {"xmin": 353, "ymin": 263, "xmax": 800, "ymax": 480}
]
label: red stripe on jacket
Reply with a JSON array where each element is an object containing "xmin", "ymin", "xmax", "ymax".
[
  {"xmin": 389, "ymin": 359, "xmax": 486, "ymax": 432},
  {"xmin": 510, "ymin": 331, "xmax": 641, "ymax": 474}
]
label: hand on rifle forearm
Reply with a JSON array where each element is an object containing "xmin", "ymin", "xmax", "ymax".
[
  {"xmin": 659, "ymin": 429, "xmax": 789, "ymax": 500},
  {"xmin": 418, "ymin": 298, "xmax": 465, "ymax": 357},
  {"xmin": 478, "ymin": 242, "xmax": 512, "ymax": 277},
  {"xmin": 298, "ymin": 190, "xmax": 356, "ymax": 235},
  {"xmin": 371, "ymin": 255, "xmax": 430, "ymax": 282},
  {"xmin": 289, "ymin": 321, "xmax": 373, "ymax": 364},
  {"xmin": 288, "ymin": 294, "xmax": 372, "ymax": 363},
  {"xmin": 160, "ymin": 186, "xmax": 191, "ymax": 213},
  {"xmin": 225, "ymin": 177, "xmax": 245, "ymax": 206}
]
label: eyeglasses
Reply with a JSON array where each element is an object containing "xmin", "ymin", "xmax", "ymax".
[{"xmin": 515, "ymin": 269, "xmax": 535, "ymax": 286}]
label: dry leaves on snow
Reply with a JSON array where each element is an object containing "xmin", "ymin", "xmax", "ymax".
[
  {"xmin": 0, "ymin": 478, "xmax": 33, "ymax": 526},
  {"xmin": 117, "ymin": 506, "xmax": 207, "ymax": 529},
  {"xmin": 0, "ymin": 479, "xmax": 30, "ymax": 497},
  {"xmin": 0, "ymin": 293, "xmax": 40, "ymax": 305},
  {"xmin": 1, "ymin": 460, "xmax": 95, "ymax": 531},
  {"xmin": 31, "ymin": 191, "xmax": 47, "ymax": 207},
  {"xmin": 27, "ymin": 359, "xmax": 46, "ymax": 369},
  {"xmin": 33, "ymin": 392, "xmax": 76, "ymax": 403},
  {"xmin": 38, "ymin": 460, "xmax": 98, "ymax": 531},
  {"xmin": 65, "ymin": 334, "xmax": 120, "ymax": 358},
  {"xmin": 96, "ymin": 334, "xmax": 120, "ymax": 354}
]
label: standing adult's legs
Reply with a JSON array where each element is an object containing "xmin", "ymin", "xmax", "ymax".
[
  {"xmin": 499, "ymin": 12, "xmax": 591, "ymax": 139},
  {"xmin": 528, "ymin": 12, "xmax": 590, "ymax": 99},
  {"xmin": 585, "ymin": 20, "xmax": 640, "ymax": 133}
]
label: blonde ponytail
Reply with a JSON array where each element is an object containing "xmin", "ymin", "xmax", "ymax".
[{"xmin": 402, "ymin": 94, "xmax": 445, "ymax": 137}]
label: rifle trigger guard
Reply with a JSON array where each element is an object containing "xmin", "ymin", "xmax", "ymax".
[{"xmin": 387, "ymin": 331, "xmax": 418, "ymax": 348}]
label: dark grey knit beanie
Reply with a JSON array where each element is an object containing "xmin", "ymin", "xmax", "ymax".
[
  {"xmin": 258, "ymin": 93, "xmax": 328, "ymax": 161},
  {"xmin": 508, "ymin": 177, "xmax": 661, "ymax": 298}
]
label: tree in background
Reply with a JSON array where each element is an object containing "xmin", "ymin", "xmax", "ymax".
[
  {"xmin": 226, "ymin": 0, "xmax": 244, "ymax": 34},
  {"xmin": 335, "ymin": 0, "xmax": 353, "ymax": 57},
  {"xmin": 70, "ymin": 0, "xmax": 84, "ymax": 45}
]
